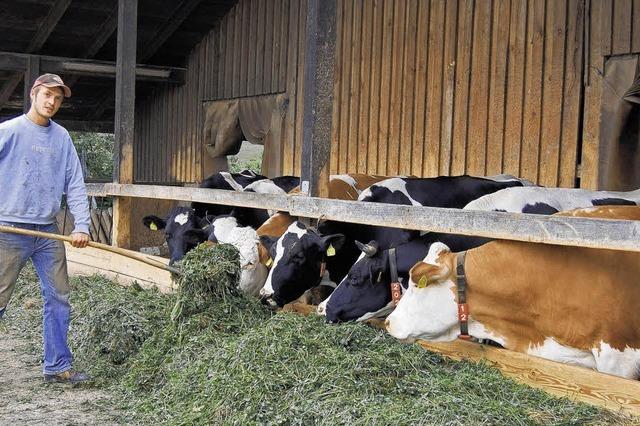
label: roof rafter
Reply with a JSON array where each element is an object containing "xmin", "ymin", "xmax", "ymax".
[
  {"xmin": 0, "ymin": 0, "xmax": 72, "ymax": 110},
  {"xmin": 89, "ymin": 0, "xmax": 202, "ymax": 120}
]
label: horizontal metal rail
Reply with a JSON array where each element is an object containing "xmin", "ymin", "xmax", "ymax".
[{"xmin": 86, "ymin": 183, "xmax": 640, "ymax": 252}]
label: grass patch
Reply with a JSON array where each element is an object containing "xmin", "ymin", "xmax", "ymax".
[{"xmin": 2, "ymin": 245, "xmax": 631, "ymax": 425}]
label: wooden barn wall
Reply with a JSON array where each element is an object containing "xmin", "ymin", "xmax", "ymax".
[
  {"xmin": 582, "ymin": 0, "xmax": 640, "ymax": 189},
  {"xmin": 330, "ymin": 0, "xmax": 586, "ymax": 188},
  {"xmin": 133, "ymin": 0, "xmax": 635, "ymax": 188},
  {"xmin": 134, "ymin": 0, "xmax": 306, "ymax": 183}
]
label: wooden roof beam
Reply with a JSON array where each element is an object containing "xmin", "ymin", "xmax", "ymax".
[
  {"xmin": 90, "ymin": 0, "xmax": 201, "ymax": 120},
  {"xmin": 0, "ymin": 52, "xmax": 186, "ymax": 83},
  {"xmin": 0, "ymin": 0, "xmax": 72, "ymax": 109}
]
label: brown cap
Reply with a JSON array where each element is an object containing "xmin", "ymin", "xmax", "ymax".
[{"xmin": 32, "ymin": 73, "xmax": 71, "ymax": 98}]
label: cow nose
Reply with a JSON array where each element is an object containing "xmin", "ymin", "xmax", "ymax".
[{"xmin": 260, "ymin": 296, "xmax": 279, "ymax": 310}]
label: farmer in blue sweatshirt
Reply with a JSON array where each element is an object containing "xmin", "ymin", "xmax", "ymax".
[{"xmin": 0, "ymin": 74, "xmax": 91, "ymax": 384}]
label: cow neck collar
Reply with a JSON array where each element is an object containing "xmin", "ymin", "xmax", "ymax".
[
  {"xmin": 388, "ymin": 248, "xmax": 402, "ymax": 306},
  {"xmin": 455, "ymin": 251, "xmax": 478, "ymax": 343}
]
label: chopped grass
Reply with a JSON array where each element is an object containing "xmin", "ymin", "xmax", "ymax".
[{"xmin": 1, "ymin": 246, "xmax": 632, "ymax": 425}]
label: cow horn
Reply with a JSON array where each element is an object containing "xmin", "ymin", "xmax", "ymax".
[{"xmin": 356, "ymin": 240, "xmax": 378, "ymax": 257}]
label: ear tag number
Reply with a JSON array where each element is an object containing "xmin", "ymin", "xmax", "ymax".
[
  {"xmin": 326, "ymin": 244, "xmax": 336, "ymax": 257},
  {"xmin": 265, "ymin": 258, "xmax": 273, "ymax": 267},
  {"xmin": 149, "ymin": 223, "xmax": 158, "ymax": 231},
  {"xmin": 417, "ymin": 275, "xmax": 428, "ymax": 288}
]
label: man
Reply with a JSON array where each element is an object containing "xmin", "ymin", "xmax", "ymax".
[{"xmin": 0, "ymin": 74, "xmax": 91, "ymax": 384}]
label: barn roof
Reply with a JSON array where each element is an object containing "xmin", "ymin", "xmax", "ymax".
[{"xmin": 0, "ymin": 0, "xmax": 237, "ymax": 131}]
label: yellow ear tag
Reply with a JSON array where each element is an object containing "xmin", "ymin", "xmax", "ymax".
[
  {"xmin": 417, "ymin": 275, "xmax": 428, "ymax": 289},
  {"xmin": 265, "ymin": 258, "xmax": 273, "ymax": 267},
  {"xmin": 149, "ymin": 223, "xmax": 158, "ymax": 231},
  {"xmin": 326, "ymin": 244, "xmax": 336, "ymax": 257}
]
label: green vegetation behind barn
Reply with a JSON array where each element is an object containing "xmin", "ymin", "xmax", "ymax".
[{"xmin": 1, "ymin": 244, "xmax": 629, "ymax": 425}]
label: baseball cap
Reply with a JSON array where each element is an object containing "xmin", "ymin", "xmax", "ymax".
[{"xmin": 32, "ymin": 73, "xmax": 71, "ymax": 98}]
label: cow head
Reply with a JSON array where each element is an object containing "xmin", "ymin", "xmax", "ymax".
[
  {"xmin": 385, "ymin": 243, "xmax": 458, "ymax": 343},
  {"xmin": 142, "ymin": 206, "xmax": 209, "ymax": 264},
  {"xmin": 258, "ymin": 221, "xmax": 345, "ymax": 308},
  {"xmin": 324, "ymin": 241, "xmax": 393, "ymax": 323},
  {"xmin": 206, "ymin": 215, "xmax": 269, "ymax": 297}
]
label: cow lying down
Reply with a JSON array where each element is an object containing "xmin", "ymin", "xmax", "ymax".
[{"xmin": 385, "ymin": 206, "xmax": 640, "ymax": 379}]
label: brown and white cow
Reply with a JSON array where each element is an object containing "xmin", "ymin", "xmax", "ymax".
[{"xmin": 385, "ymin": 206, "xmax": 640, "ymax": 379}]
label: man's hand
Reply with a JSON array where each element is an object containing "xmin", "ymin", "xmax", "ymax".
[{"xmin": 70, "ymin": 232, "xmax": 90, "ymax": 248}]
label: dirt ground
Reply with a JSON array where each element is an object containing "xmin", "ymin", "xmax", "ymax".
[{"xmin": 0, "ymin": 325, "xmax": 118, "ymax": 426}]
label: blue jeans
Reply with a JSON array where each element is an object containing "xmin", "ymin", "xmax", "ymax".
[{"xmin": 0, "ymin": 221, "xmax": 72, "ymax": 375}]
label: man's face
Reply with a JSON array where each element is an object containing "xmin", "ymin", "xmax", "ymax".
[{"xmin": 31, "ymin": 86, "xmax": 64, "ymax": 119}]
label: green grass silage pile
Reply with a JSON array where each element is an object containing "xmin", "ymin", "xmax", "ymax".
[{"xmin": 3, "ymin": 244, "xmax": 627, "ymax": 425}]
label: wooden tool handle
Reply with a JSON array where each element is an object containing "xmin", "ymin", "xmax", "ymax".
[{"xmin": 0, "ymin": 224, "xmax": 181, "ymax": 275}]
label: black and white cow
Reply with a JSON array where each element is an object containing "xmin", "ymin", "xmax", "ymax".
[
  {"xmin": 464, "ymin": 187, "xmax": 640, "ymax": 213},
  {"xmin": 258, "ymin": 175, "xmax": 532, "ymax": 307},
  {"xmin": 143, "ymin": 172, "xmax": 299, "ymax": 263},
  {"xmin": 231, "ymin": 175, "xmax": 300, "ymax": 228},
  {"xmin": 192, "ymin": 170, "xmax": 267, "ymax": 218},
  {"xmin": 320, "ymin": 233, "xmax": 490, "ymax": 323},
  {"xmin": 142, "ymin": 206, "xmax": 210, "ymax": 264}
]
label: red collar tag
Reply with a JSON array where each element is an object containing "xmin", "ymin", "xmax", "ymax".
[
  {"xmin": 390, "ymin": 282, "xmax": 402, "ymax": 306},
  {"xmin": 319, "ymin": 261, "xmax": 326, "ymax": 278},
  {"xmin": 457, "ymin": 302, "xmax": 469, "ymax": 323}
]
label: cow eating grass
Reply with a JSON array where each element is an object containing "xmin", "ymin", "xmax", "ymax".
[{"xmin": 385, "ymin": 206, "xmax": 640, "ymax": 379}]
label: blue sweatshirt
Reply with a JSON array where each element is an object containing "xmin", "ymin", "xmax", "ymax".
[{"xmin": 0, "ymin": 115, "xmax": 90, "ymax": 234}]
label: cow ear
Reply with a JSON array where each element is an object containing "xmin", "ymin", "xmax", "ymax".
[
  {"xmin": 259, "ymin": 235, "xmax": 280, "ymax": 251},
  {"xmin": 319, "ymin": 234, "xmax": 345, "ymax": 255},
  {"xmin": 183, "ymin": 229, "xmax": 208, "ymax": 245},
  {"xmin": 198, "ymin": 215, "xmax": 217, "ymax": 228},
  {"xmin": 409, "ymin": 261, "xmax": 452, "ymax": 288},
  {"xmin": 143, "ymin": 215, "xmax": 166, "ymax": 231}
]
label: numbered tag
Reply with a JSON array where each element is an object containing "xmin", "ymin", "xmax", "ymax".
[
  {"xmin": 265, "ymin": 258, "xmax": 273, "ymax": 267},
  {"xmin": 149, "ymin": 222, "xmax": 158, "ymax": 231},
  {"xmin": 457, "ymin": 303, "xmax": 469, "ymax": 322},
  {"xmin": 417, "ymin": 275, "xmax": 428, "ymax": 288},
  {"xmin": 391, "ymin": 282, "xmax": 402, "ymax": 306},
  {"xmin": 326, "ymin": 244, "xmax": 336, "ymax": 257}
]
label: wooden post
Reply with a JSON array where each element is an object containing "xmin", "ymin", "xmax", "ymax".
[
  {"xmin": 111, "ymin": 0, "xmax": 137, "ymax": 248},
  {"xmin": 299, "ymin": 0, "xmax": 337, "ymax": 199},
  {"xmin": 23, "ymin": 55, "xmax": 40, "ymax": 113}
]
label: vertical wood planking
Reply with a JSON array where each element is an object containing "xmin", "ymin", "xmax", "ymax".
[
  {"xmin": 294, "ymin": 0, "xmax": 307, "ymax": 175},
  {"xmin": 377, "ymin": 0, "xmax": 394, "ymax": 174},
  {"xmin": 255, "ymin": 0, "xmax": 266, "ymax": 95},
  {"xmin": 330, "ymin": 0, "xmax": 343, "ymax": 174},
  {"xmin": 521, "ymin": 0, "xmax": 545, "ymax": 184},
  {"xmin": 538, "ymin": 0, "xmax": 567, "ymax": 187},
  {"xmin": 338, "ymin": 0, "xmax": 354, "ymax": 173},
  {"xmin": 467, "ymin": 0, "xmax": 493, "ymax": 176},
  {"xmin": 225, "ymin": 15, "xmax": 235, "ymax": 98},
  {"xmin": 485, "ymin": 0, "xmax": 510, "ymax": 176},
  {"xmin": 217, "ymin": 19, "xmax": 226, "ymax": 99},
  {"xmin": 264, "ymin": 0, "xmax": 274, "ymax": 92},
  {"xmin": 399, "ymin": 0, "xmax": 418, "ymax": 176},
  {"xmin": 451, "ymin": 0, "xmax": 474, "ymax": 175},
  {"xmin": 439, "ymin": 0, "xmax": 459, "ymax": 176},
  {"xmin": 601, "ymin": 0, "xmax": 613, "ymax": 56},
  {"xmin": 271, "ymin": 0, "xmax": 281, "ymax": 92},
  {"xmin": 284, "ymin": 0, "xmax": 300, "ymax": 175},
  {"xmin": 279, "ymin": 0, "xmax": 290, "ymax": 92},
  {"xmin": 581, "ymin": 0, "xmax": 606, "ymax": 188},
  {"xmin": 503, "ymin": 0, "xmax": 527, "ymax": 178},
  {"xmin": 387, "ymin": 0, "xmax": 406, "ymax": 176},
  {"xmin": 232, "ymin": 4, "xmax": 242, "ymax": 98},
  {"xmin": 633, "ymin": 0, "xmax": 640, "ymax": 52},
  {"xmin": 248, "ymin": 0, "xmax": 258, "ymax": 95},
  {"xmin": 367, "ymin": 0, "xmax": 385, "ymax": 173},
  {"xmin": 611, "ymin": 0, "xmax": 631, "ymax": 54},
  {"xmin": 410, "ymin": 0, "xmax": 429, "ymax": 176},
  {"xmin": 240, "ymin": 0, "xmax": 250, "ymax": 96},
  {"xmin": 357, "ymin": 0, "xmax": 374, "ymax": 173},
  {"xmin": 348, "ymin": 0, "xmax": 363, "ymax": 174},
  {"xmin": 423, "ymin": 0, "xmax": 444, "ymax": 177}
]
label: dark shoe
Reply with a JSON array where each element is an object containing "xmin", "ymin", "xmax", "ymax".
[{"xmin": 44, "ymin": 369, "xmax": 91, "ymax": 384}]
